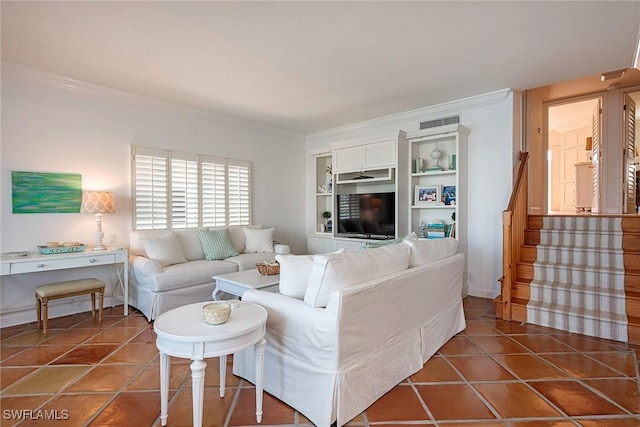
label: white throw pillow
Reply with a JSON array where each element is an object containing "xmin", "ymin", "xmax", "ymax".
[
  {"xmin": 404, "ymin": 237, "xmax": 458, "ymax": 267},
  {"xmin": 276, "ymin": 254, "xmax": 314, "ymax": 299},
  {"xmin": 304, "ymin": 243, "xmax": 410, "ymax": 308},
  {"xmin": 140, "ymin": 233, "xmax": 187, "ymax": 268},
  {"xmin": 227, "ymin": 224, "xmax": 261, "ymax": 253},
  {"xmin": 243, "ymin": 227, "xmax": 275, "ymax": 253}
]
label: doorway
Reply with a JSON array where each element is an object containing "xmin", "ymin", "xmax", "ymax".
[{"xmin": 547, "ymin": 98, "xmax": 601, "ymax": 214}]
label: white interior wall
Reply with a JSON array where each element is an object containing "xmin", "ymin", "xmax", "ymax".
[
  {"xmin": 306, "ymin": 90, "xmax": 515, "ymax": 299},
  {"xmin": 1, "ymin": 61, "xmax": 306, "ymax": 326}
]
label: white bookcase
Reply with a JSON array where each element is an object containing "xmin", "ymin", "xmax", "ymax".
[
  {"xmin": 314, "ymin": 152, "xmax": 333, "ymax": 235},
  {"xmin": 406, "ymin": 124, "xmax": 470, "ymax": 241}
]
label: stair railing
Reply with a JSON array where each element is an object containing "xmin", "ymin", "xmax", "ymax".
[{"xmin": 500, "ymin": 152, "xmax": 529, "ymax": 320}]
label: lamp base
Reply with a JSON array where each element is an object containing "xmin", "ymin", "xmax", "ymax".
[{"xmin": 92, "ymin": 245, "xmax": 107, "ymax": 251}]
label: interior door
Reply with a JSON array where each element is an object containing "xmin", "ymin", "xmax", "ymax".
[
  {"xmin": 591, "ymin": 100, "xmax": 602, "ymax": 213},
  {"xmin": 624, "ymin": 93, "xmax": 636, "ymax": 213}
]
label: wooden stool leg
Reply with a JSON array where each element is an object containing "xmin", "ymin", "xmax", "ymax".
[
  {"xmin": 35, "ymin": 294, "xmax": 42, "ymax": 330},
  {"xmin": 98, "ymin": 289, "xmax": 104, "ymax": 324},
  {"xmin": 42, "ymin": 298, "xmax": 49, "ymax": 335},
  {"xmin": 91, "ymin": 292, "xmax": 96, "ymax": 319}
]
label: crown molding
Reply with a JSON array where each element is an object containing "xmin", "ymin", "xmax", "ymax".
[{"xmin": 305, "ymin": 89, "xmax": 511, "ymax": 145}]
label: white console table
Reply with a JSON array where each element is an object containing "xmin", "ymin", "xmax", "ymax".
[{"xmin": 0, "ymin": 247, "xmax": 129, "ymax": 316}]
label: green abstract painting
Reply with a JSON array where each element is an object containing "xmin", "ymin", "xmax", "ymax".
[{"xmin": 12, "ymin": 171, "xmax": 82, "ymax": 213}]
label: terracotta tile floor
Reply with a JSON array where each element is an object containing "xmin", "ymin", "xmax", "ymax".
[{"xmin": 1, "ymin": 296, "xmax": 639, "ymax": 426}]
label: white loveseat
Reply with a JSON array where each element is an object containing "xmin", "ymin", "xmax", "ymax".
[
  {"xmin": 129, "ymin": 226, "xmax": 281, "ymax": 320},
  {"xmin": 233, "ymin": 236, "xmax": 465, "ymax": 427}
]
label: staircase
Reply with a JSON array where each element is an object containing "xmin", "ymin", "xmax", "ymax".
[
  {"xmin": 498, "ymin": 214, "xmax": 640, "ymax": 345},
  {"xmin": 527, "ymin": 216, "xmax": 627, "ymax": 341}
]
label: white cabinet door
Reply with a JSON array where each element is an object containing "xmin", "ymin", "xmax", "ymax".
[
  {"xmin": 307, "ymin": 236, "xmax": 336, "ymax": 254},
  {"xmin": 363, "ymin": 140, "xmax": 395, "ymax": 169},
  {"xmin": 334, "ymin": 146, "xmax": 362, "ymax": 172}
]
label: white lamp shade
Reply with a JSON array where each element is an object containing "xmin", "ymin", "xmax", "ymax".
[{"xmin": 81, "ymin": 192, "xmax": 115, "ymax": 214}]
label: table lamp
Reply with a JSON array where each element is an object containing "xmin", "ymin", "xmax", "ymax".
[{"xmin": 81, "ymin": 191, "xmax": 115, "ymax": 251}]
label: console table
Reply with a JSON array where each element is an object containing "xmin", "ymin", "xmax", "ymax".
[{"xmin": 0, "ymin": 247, "xmax": 129, "ymax": 316}]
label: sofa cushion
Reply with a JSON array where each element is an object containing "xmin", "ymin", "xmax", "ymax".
[
  {"xmin": 244, "ymin": 227, "xmax": 275, "ymax": 253},
  {"xmin": 276, "ymin": 254, "xmax": 314, "ymax": 299},
  {"xmin": 198, "ymin": 229, "xmax": 239, "ymax": 260},
  {"xmin": 140, "ymin": 233, "xmax": 187, "ymax": 268},
  {"xmin": 403, "ymin": 237, "xmax": 458, "ymax": 267},
  {"xmin": 174, "ymin": 229, "xmax": 206, "ymax": 261},
  {"xmin": 304, "ymin": 243, "xmax": 410, "ymax": 308},
  {"xmin": 148, "ymin": 259, "xmax": 237, "ymax": 292},
  {"xmin": 225, "ymin": 252, "xmax": 277, "ymax": 271}
]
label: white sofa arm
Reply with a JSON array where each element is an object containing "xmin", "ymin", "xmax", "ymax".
[
  {"xmin": 274, "ymin": 244, "xmax": 290, "ymax": 254},
  {"xmin": 130, "ymin": 255, "xmax": 162, "ymax": 276},
  {"xmin": 241, "ymin": 289, "xmax": 337, "ymax": 366}
]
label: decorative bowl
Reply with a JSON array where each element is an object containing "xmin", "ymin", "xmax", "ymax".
[{"xmin": 202, "ymin": 302, "xmax": 231, "ymax": 325}]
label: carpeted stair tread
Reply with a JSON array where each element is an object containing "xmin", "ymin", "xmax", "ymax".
[
  {"xmin": 527, "ymin": 300, "xmax": 628, "ymax": 324},
  {"xmin": 530, "ymin": 280, "xmax": 627, "ymax": 297}
]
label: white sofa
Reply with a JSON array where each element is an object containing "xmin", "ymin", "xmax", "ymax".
[
  {"xmin": 233, "ymin": 236, "xmax": 465, "ymax": 427},
  {"xmin": 129, "ymin": 225, "xmax": 281, "ymax": 320}
]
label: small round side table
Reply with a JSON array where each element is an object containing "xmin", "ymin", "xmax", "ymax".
[{"xmin": 154, "ymin": 301, "xmax": 267, "ymax": 427}]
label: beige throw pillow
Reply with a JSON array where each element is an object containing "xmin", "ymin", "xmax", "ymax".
[
  {"xmin": 243, "ymin": 227, "xmax": 275, "ymax": 253},
  {"xmin": 140, "ymin": 233, "xmax": 187, "ymax": 268}
]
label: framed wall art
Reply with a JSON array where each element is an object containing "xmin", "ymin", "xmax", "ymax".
[{"xmin": 12, "ymin": 171, "xmax": 82, "ymax": 213}]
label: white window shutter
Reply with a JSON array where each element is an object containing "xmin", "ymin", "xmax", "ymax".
[
  {"xmin": 228, "ymin": 160, "xmax": 251, "ymax": 225},
  {"xmin": 201, "ymin": 156, "xmax": 227, "ymax": 227},
  {"xmin": 132, "ymin": 147, "xmax": 251, "ymax": 230},
  {"xmin": 171, "ymin": 152, "xmax": 200, "ymax": 229},
  {"xmin": 132, "ymin": 147, "xmax": 168, "ymax": 230}
]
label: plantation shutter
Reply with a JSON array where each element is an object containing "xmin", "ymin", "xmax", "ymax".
[
  {"xmin": 132, "ymin": 147, "xmax": 169, "ymax": 230},
  {"xmin": 171, "ymin": 152, "xmax": 200, "ymax": 229},
  {"xmin": 201, "ymin": 156, "xmax": 227, "ymax": 227},
  {"xmin": 132, "ymin": 147, "xmax": 251, "ymax": 230},
  {"xmin": 624, "ymin": 94, "xmax": 637, "ymax": 213},
  {"xmin": 591, "ymin": 101, "xmax": 601, "ymax": 213},
  {"xmin": 228, "ymin": 159, "xmax": 251, "ymax": 225}
]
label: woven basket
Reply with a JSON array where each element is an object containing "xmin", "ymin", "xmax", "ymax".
[{"xmin": 256, "ymin": 261, "xmax": 280, "ymax": 275}]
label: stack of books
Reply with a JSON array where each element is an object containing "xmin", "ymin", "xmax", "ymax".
[
  {"xmin": 427, "ymin": 223, "xmax": 455, "ymax": 239},
  {"xmin": 427, "ymin": 223, "xmax": 446, "ymax": 239}
]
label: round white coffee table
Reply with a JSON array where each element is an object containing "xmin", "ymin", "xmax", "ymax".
[{"xmin": 154, "ymin": 301, "xmax": 267, "ymax": 427}]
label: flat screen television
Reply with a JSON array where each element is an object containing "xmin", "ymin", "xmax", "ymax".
[{"xmin": 336, "ymin": 192, "xmax": 395, "ymax": 239}]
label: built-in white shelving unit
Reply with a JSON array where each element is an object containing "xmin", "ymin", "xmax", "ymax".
[
  {"xmin": 314, "ymin": 153, "xmax": 333, "ymax": 235},
  {"xmin": 407, "ymin": 124, "xmax": 470, "ymax": 241},
  {"xmin": 307, "ymin": 131, "xmax": 409, "ymax": 254}
]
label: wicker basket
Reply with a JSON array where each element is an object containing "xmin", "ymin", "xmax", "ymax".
[{"xmin": 256, "ymin": 261, "xmax": 280, "ymax": 275}]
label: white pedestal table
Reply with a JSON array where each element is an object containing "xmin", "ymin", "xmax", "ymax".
[{"xmin": 154, "ymin": 301, "xmax": 267, "ymax": 427}]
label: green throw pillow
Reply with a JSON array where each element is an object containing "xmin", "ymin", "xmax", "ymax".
[
  {"xmin": 360, "ymin": 237, "xmax": 403, "ymax": 249},
  {"xmin": 197, "ymin": 229, "xmax": 239, "ymax": 260}
]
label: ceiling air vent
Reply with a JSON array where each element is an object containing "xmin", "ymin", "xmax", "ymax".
[{"xmin": 419, "ymin": 116, "xmax": 459, "ymax": 130}]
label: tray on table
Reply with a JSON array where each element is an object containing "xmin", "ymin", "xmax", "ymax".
[{"xmin": 37, "ymin": 245, "xmax": 86, "ymax": 255}]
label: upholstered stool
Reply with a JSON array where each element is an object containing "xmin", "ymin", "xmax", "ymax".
[{"xmin": 35, "ymin": 278, "xmax": 105, "ymax": 334}]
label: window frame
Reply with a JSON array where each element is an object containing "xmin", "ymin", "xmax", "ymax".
[{"xmin": 131, "ymin": 146, "xmax": 252, "ymax": 230}]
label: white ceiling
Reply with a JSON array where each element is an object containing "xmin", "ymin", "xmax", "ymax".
[{"xmin": 2, "ymin": 1, "xmax": 639, "ymax": 134}]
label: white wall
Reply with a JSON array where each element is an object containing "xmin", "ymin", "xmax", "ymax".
[
  {"xmin": 1, "ymin": 62, "xmax": 306, "ymax": 325},
  {"xmin": 306, "ymin": 90, "xmax": 515, "ymax": 299}
]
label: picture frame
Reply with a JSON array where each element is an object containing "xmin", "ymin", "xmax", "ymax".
[
  {"xmin": 12, "ymin": 171, "xmax": 82, "ymax": 214},
  {"xmin": 415, "ymin": 184, "xmax": 441, "ymax": 205},
  {"xmin": 442, "ymin": 185, "xmax": 456, "ymax": 206}
]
